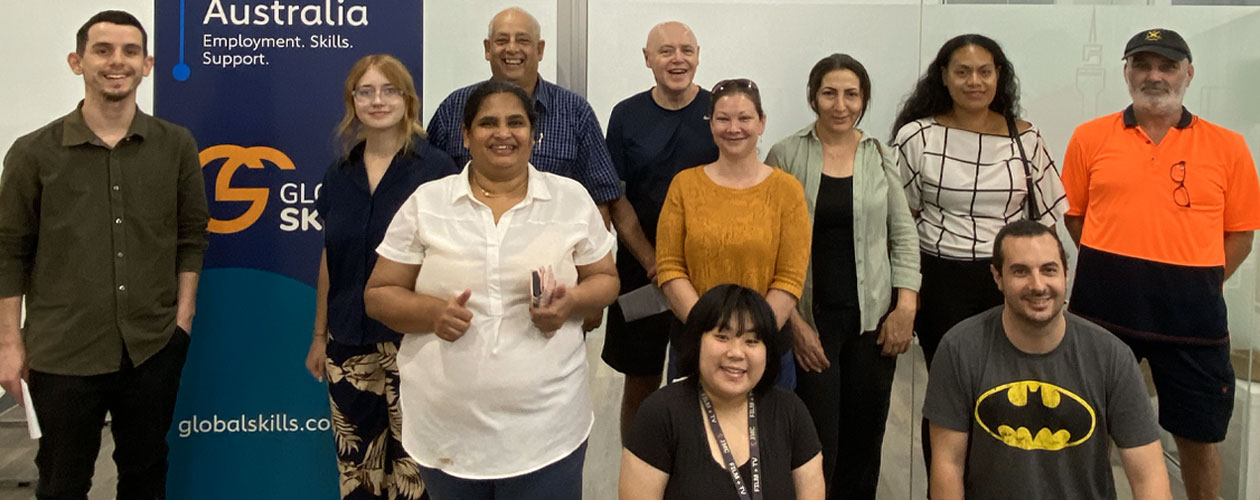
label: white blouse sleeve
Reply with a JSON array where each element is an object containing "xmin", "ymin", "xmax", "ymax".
[
  {"xmin": 572, "ymin": 192, "xmax": 615, "ymax": 266},
  {"xmin": 1028, "ymin": 127, "xmax": 1069, "ymax": 225},
  {"xmin": 375, "ymin": 192, "xmax": 427, "ymax": 265},
  {"xmin": 893, "ymin": 121, "xmax": 925, "ymax": 212}
]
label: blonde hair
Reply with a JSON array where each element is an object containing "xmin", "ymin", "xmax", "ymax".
[{"xmin": 334, "ymin": 54, "xmax": 426, "ymax": 157}]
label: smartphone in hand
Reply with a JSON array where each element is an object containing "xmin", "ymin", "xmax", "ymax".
[{"xmin": 531, "ymin": 265, "xmax": 555, "ymax": 307}]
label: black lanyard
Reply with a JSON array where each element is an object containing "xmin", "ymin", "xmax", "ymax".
[{"xmin": 700, "ymin": 391, "xmax": 762, "ymax": 500}]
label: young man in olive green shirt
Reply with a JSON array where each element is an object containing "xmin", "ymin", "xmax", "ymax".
[{"xmin": 0, "ymin": 10, "xmax": 208, "ymax": 499}]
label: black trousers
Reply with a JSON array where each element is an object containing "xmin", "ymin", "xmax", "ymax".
[
  {"xmin": 914, "ymin": 253, "xmax": 1002, "ymax": 496},
  {"xmin": 795, "ymin": 307, "xmax": 896, "ymax": 500},
  {"xmin": 28, "ymin": 328, "xmax": 190, "ymax": 500}
]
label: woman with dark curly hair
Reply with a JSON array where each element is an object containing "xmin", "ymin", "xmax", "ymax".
[{"xmin": 889, "ymin": 33, "xmax": 1067, "ymax": 476}]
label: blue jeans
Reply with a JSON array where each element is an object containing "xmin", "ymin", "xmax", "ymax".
[{"xmin": 417, "ymin": 441, "xmax": 586, "ymax": 500}]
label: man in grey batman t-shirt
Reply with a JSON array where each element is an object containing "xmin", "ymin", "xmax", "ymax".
[{"xmin": 923, "ymin": 220, "xmax": 1173, "ymax": 500}]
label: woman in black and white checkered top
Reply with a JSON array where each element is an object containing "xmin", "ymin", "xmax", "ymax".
[{"xmin": 889, "ymin": 32, "xmax": 1067, "ymax": 479}]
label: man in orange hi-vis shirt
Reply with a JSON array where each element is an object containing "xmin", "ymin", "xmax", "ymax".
[{"xmin": 1061, "ymin": 28, "xmax": 1260, "ymax": 500}]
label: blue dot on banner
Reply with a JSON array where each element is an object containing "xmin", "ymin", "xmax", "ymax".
[{"xmin": 173, "ymin": 63, "xmax": 191, "ymax": 82}]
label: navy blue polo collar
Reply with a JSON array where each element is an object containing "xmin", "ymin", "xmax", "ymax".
[{"xmin": 1122, "ymin": 105, "xmax": 1193, "ymax": 129}]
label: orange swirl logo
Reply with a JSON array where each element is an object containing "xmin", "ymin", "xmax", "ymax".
[{"xmin": 199, "ymin": 145, "xmax": 296, "ymax": 234}]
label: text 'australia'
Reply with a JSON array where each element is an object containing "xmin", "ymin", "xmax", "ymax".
[{"xmin": 203, "ymin": 0, "xmax": 368, "ymax": 26}]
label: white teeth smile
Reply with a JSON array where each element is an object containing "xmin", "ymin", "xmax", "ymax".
[{"xmin": 504, "ymin": 59, "xmax": 523, "ymax": 65}]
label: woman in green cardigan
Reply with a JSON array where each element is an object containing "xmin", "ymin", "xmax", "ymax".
[{"xmin": 764, "ymin": 53, "xmax": 920, "ymax": 500}]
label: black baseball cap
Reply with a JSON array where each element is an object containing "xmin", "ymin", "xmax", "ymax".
[{"xmin": 1123, "ymin": 28, "xmax": 1192, "ymax": 62}]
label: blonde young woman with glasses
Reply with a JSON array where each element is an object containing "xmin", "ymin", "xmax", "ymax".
[{"xmin": 306, "ymin": 54, "xmax": 458, "ymax": 500}]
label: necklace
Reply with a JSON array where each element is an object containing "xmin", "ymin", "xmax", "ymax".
[{"xmin": 470, "ymin": 174, "xmax": 524, "ymax": 198}]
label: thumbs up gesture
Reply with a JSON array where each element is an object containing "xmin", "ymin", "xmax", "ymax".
[{"xmin": 436, "ymin": 289, "xmax": 473, "ymax": 342}]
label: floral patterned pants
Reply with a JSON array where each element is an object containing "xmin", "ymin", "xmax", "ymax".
[{"xmin": 326, "ymin": 340, "xmax": 426, "ymax": 500}]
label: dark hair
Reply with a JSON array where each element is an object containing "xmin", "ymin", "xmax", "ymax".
[
  {"xmin": 675, "ymin": 284, "xmax": 786, "ymax": 396},
  {"xmin": 77, "ymin": 10, "xmax": 148, "ymax": 55},
  {"xmin": 807, "ymin": 53, "xmax": 872, "ymax": 126},
  {"xmin": 991, "ymin": 220, "xmax": 1067, "ymax": 272},
  {"xmin": 890, "ymin": 34, "xmax": 1021, "ymax": 141},
  {"xmin": 710, "ymin": 78, "xmax": 765, "ymax": 118},
  {"xmin": 461, "ymin": 80, "xmax": 538, "ymax": 134}
]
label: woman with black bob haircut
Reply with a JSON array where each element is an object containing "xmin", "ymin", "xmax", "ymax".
[
  {"xmin": 890, "ymin": 33, "xmax": 1066, "ymax": 478},
  {"xmin": 619, "ymin": 284, "xmax": 824, "ymax": 500}
]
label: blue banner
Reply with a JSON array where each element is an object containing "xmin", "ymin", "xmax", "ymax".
[{"xmin": 154, "ymin": 1, "xmax": 422, "ymax": 497}]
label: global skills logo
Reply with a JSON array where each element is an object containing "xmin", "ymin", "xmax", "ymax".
[{"xmin": 200, "ymin": 145, "xmax": 323, "ymax": 233}]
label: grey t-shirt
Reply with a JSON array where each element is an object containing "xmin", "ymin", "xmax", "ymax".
[{"xmin": 923, "ymin": 307, "xmax": 1159, "ymax": 500}]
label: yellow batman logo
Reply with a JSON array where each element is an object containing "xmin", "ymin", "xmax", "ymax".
[
  {"xmin": 973, "ymin": 380, "xmax": 1096, "ymax": 451},
  {"xmin": 1146, "ymin": 30, "xmax": 1162, "ymax": 41}
]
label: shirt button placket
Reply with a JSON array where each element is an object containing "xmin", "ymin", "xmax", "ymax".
[
  {"xmin": 484, "ymin": 209, "xmax": 503, "ymax": 317},
  {"xmin": 109, "ymin": 151, "xmax": 127, "ymax": 319}
]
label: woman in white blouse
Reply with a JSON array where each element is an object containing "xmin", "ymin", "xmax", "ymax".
[
  {"xmin": 363, "ymin": 80, "xmax": 619, "ymax": 500},
  {"xmin": 889, "ymin": 33, "xmax": 1067, "ymax": 481}
]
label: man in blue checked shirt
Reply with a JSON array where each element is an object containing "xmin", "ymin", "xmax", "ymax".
[
  {"xmin": 426, "ymin": 7, "xmax": 623, "ymax": 221},
  {"xmin": 426, "ymin": 7, "xmax": 622, "ymax": 332}
]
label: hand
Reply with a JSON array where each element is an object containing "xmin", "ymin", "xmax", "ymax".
[
  {"xmin": 305, "ymin": 334, "xmax": 327, "ymax": 382},
  {"xmin": 531, "ymin": 284, "xmax": 575, "ymax": 337},
  {"xmin": 877, "ymin": 306, "xmax": 915, "ymax": 357},
  {"xmin": 436, "ymin": 290, "xmax": 473, "ymax": 342},
  {"xmin": 0, "ymin": 341, "xmax": 27, "ymax": 407},
  {"xmin": 638, "ymin": 255, "xmax": 657, "ymax": 281},
  {"xmin": 176, "ymin": 311, "xmax": 194, "ymax": 335},
  {"xmin": 581, "ymin": 309, "xmax": 604, "ymax": 333},
  {"xmin": 792, "ymin": 319, "xmax": 829, "ymax": 373}
]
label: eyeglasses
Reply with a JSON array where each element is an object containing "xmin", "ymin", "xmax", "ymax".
[
  {"xmin": 1170, "ymin": 161, "xmax": 1190, "ymax": 208},
  {"xmin": 713, "ymin": 78, "xmax": 758, "ymax": 93},
  {"xmin": 353, "ymin": 87, "xmax": 405, "ymax": 102}
]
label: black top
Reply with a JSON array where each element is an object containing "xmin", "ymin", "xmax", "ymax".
[
  {"xmin": 811, "ymin": 174, "xmax": 859, "ymax": 310},
  {"xmin": 315, "ymin": 139, "xmax": 458, "ymax": 345},
  {"xmin": 625, "ymin": 381, "xmax": 821, "ymax": 500},
  {"xmin": 605, "ymin": 89, "xmax": 719, "ymax": 292}
]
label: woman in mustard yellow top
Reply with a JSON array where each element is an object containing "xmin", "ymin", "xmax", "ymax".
[{"xmin": 656, "ymin": 78, "xmax": 812, "ymax": 389}]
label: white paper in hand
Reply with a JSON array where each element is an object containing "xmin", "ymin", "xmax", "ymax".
[
  {"xmin": 21, "ymin": 380, "xmax": 40, "ymax": 439},
  {"xmin": 617, "ymin": 284, "xmax": 671, "ymax": 322}
]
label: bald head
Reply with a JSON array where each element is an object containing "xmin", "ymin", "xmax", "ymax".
[
  {"xmin": 488, "ymin": 7, "xmax": 540, "ymax": 39},
  {"xmin": 646, "ymin": 21, "xmax": 696, "ymax": 51},
  {"xmin": 643, "ymin": 21, "xmax": 699, "ymax": 102},
  {"xmin": 484, "ymin": 7, "xmax": 545, "ymax": 92}
]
